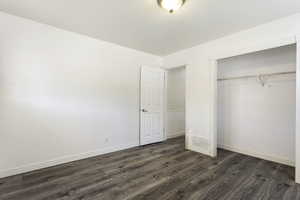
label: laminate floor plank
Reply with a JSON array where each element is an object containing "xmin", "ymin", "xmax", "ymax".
[
  {"xmin": 2, "ymin": 144, "xmax": 187, "ymax": 199},
  {"xmin": 0, "ymin": 137, "xmax": 299, "ymax": 200}
]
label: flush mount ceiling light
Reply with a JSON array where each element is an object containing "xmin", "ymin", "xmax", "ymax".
[{"xmin": 158, "ymin": 0, "xmax": 186, "ymax": 13}]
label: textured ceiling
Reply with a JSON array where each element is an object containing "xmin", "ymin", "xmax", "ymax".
[{"xmin": 0, "ymin": 0, "xmax": 300, "ymax": 55}]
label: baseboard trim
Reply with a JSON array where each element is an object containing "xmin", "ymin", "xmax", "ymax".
[
  {"xmin": 167, "ymin": 132, "xmax": 185, "ymax": 139},
  {"xmin": 218, "ymin": 144, "xmax": 295, "ymax": 167},
  {"xmin": 186, "ymin": 135, "xmax": 211, "ymax": 156},
  {"xmin": 0, "ymin": 142, "xmax": 139, "ymax": 179}
]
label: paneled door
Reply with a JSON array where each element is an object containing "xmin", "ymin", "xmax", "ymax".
[{"xmin": 140, "ymin": 66, "xmax": 165, "ymax": 145}]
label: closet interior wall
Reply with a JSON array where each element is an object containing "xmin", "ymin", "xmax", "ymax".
[
  {"xmin": 217, "ymin": 44, "xmax": 296, "ymax": 166},
  {"xmin": 167, "ymin": 66, "xmax": 186, "ymax": 139}
]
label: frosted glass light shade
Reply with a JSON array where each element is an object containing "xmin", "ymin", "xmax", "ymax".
[{"xmin": 158, "ymin": 0, "xmax": 185, "ymax": 13}]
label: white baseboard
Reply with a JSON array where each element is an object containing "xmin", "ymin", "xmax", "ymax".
[
  {"xmin": 218, "ymin": 144, "xmax": 295, "ymax": 167},
  {"xmin": 0, "ymin": 142, "xmax": 139, "ymax": 179},
  {"xmin": 167, "ymin": 132, "xmax": 185, "ymax": 139},
  {"xmin": 186, "ymin": 135, "xmax": 211, "ymax": 156}
]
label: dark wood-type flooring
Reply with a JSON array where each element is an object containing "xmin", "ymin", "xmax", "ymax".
[{"xmin": 1, "ymin": 137, "xmax": 300, "ymax": 200}]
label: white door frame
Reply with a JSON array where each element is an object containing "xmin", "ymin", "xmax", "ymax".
[
  {"xmin": 139, "ymin": 66, "xmax": 167, "ymax": 145},
  {"xmin": 296, "ymin": 35, "xmax": 300, "ymax": 184},
  {"xmin": 209, "ymin": 36, "xmax": 299, "ymax": 183}
]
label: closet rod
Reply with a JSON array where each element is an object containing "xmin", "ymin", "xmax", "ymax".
[{"xmin": 217, "ymin": 71, "xmax": 296, "ymax": 81}]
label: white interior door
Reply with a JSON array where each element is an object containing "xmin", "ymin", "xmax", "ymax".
[{"xmin": 140, "ymin": 66, "xmax": 165, "ymax": 145}]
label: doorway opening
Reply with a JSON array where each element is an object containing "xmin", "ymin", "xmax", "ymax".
[
  {"xmin": 166, "ymin": 66, "xmax": 186, "ymax": 140},
  {"xmin": 215, "ymin": 44, "xmax": 297, "ymax": 178}
]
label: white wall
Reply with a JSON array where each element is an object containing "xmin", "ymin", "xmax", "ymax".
[
  {"xmin": 218, "ymin": 45, "xmax": 296, "ymax": 166},
  {"xmin": 167, "ymin": 67, "xmax": 185, "ymax": 138},
  {"xmin": 163, "ymin": 13, "xmax": 300, "ymax": 183},
  {"xmin": 0, "ymin": 12, "xmax": 162, "ymax": 178}
]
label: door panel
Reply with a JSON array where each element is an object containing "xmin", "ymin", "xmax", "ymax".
[{"xmin": 140, "ymin": 66, "xmax": 165, "ymax": 145}]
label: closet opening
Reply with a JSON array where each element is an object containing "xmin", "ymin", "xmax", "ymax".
[
  {"xmin": 166, "ymin": 66, "xmax": 186, "ymax": 140},
  {"xmin": 216, "ymin": 44, "xmax": 296, "ymax": 176}
]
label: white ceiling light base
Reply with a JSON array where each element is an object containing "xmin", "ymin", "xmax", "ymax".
[{"xmin": 158, "ymin": 0, "xmax": 186, "ymax": 13}]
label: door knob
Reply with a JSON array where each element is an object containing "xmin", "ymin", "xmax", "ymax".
[{"xmin": 141, "ymin": 109, "xmax": 148, "ymax": 112}]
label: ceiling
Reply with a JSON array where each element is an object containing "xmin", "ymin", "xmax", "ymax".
[{"xmin": 0, "ymin": 0, "xmax": 300, "ymax": 56}]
